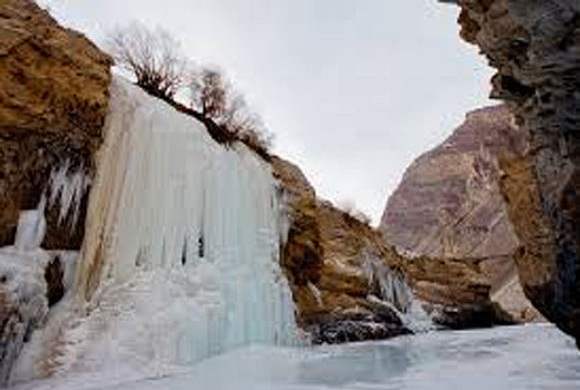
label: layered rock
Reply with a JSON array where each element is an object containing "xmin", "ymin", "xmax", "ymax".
[
  {"xmin": 0, "ymin": 0, "xmax": 111, "ymax": 249},
  {"xmin": 382, "ymin": 105, "xmax": 542, "ymax": 325},
  {"xmin": 448, "ymin": 0, "xmax": 580, "ymax": 345},
  {"xmin": 273, "ymin": 157, "xmax": 413, "ymax": 344}
]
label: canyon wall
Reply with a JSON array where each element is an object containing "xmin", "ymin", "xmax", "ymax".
[
  {"xmin": 273, "ymin": 157, "xmax": 416, "ymax": 343},
  {"xmin": 445, "ymin": 0, "xmax": 580, "ymax": 345},
  {"xmin": 381, "ymin": 105, "xmax": 542, "ymax": 325}
]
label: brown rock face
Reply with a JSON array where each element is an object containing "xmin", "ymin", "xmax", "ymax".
[
  {"xmin": 381, "ymin": 105, "xmax": 542, "ymax": 325},
  {"xmin": 0, "ymin": 0, "xmax": 112, "ymax": 249},
  {"xmin": 382, "ymin": 106, "xmax": 521, "ymax": 259},
  {"xmin": 451, "ymin": 0, "xmax": 580, "ymax": 345},
  {"xmin": 273, "ymin": 157, "xmax": 412, "ymax": 343},
  {"xmin": 404, "ymin": 256, "xmax": 496, "ymax": 328}
]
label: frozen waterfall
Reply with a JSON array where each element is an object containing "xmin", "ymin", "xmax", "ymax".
[
  {"xmin": 16, "ymin": 77, "xmax": 298, "ymax": 380},
  {"xmin": 363, "ymin": 252, "xmax": 434, "ymax": 333}
]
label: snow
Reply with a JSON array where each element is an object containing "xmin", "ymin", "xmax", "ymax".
[
  {"xmin": 8, "ymin": 324, "xmax": 579, "ymax": 390},
  {"xmin": 11, "ymin": 77, "xmax": 298, "ymax": 383}
]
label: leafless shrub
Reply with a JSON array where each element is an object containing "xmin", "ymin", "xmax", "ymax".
[
  {"xmin": 188, "ymin": 67, "xmax": 272, "ymax": 155},
  {"xmin": 107, "ymin": 23, "xmax": 272, "ymax": 156},
  {"xmin": 107, "ymin": 22, "xmax": 186, "ymax": 100},
  {"xmin": 338, "ymin": 199, "xmax": 372, "ymax": 226}
]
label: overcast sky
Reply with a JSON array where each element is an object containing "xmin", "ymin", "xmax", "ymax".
[{"xmin": 39, "ymin": 0, "xmax": 493, "ymax": 225}]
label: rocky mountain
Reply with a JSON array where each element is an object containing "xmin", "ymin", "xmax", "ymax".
[
  {"xmin": 446, "ymin": 0, "xmax": 580, "ymax": 346},
  {"xmin": 382, "ymin": 106, "xmax": 520, "ymax": 259},
  {"xmin": 382, "ymin": 105, "xmax": 542, "ymax": 325}
]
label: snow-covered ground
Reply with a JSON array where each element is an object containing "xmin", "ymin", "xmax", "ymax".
[{"xmin": 11, "ymin": 324, "xmax": 579, "ymax": 390}]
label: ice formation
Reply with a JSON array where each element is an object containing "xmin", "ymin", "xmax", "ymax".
[
  {"xmin": 46, "ymin": 162, "xmax": 91, "ymax": 228},
  {"xmin": 0, "ymin": 204, "xmax": 50, "ymax": 385},
  {"xmin": 363, "ymin": 252, "xmax": 434, "ymax": 332},
  {"xmin": 14, "ymin": 201, "xmax": 46, "ymax": 252},
  {"xmin": 18, "ymin": 77, "xmax": 298, "ymax": 379}
]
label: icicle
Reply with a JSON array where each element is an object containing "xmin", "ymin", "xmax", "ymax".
[{"xmin": 47, "ymin": 161, "xmax": 91, "ymax": 228}]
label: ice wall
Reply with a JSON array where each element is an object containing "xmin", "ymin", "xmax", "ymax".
[{"xmin": 31, "ymin": 78, "xmax": 298, "ymax": 377}]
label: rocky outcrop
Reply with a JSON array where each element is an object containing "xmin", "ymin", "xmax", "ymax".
[
  {"xmin": 273, "ymin": 157, "xmax": 413, "ymax": 343},
  {"xmin": 381, "ymin": 105, "xmax": 542, "ymax": 324},
  {"xmin": 0, "ymin": 0, "xmax": 112, "ymax": 249},
  {"xmin": 448, "ymin": 0, "xmax": 580, "ymax": 345}
]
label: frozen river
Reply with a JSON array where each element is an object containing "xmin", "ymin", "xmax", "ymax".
[{"xmin": 12, "ymin": 324, "xmax": 579, "ymax": 390}]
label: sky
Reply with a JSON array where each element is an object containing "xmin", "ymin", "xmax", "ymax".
[{"xmin": 38, "ymin": 0, "xmax": 494, "ymax": 225}]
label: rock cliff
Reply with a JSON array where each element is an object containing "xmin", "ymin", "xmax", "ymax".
[
  {"xmin": 446, "ymin": 0, "xmax": 580, "ymax": 345},
  {"xmin": 0, "ymin": 0, "xmax": 111, "ymax": 249},
  {"xmin": 273, "ymin": 157, "xmax": 413, "ymax": 343},
  {"xmin": 381, "ymin": 105, "xmax": 542, "ymax": 324}
]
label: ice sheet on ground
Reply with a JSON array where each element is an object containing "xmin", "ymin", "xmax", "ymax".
[{"xmin": 10, "ymin": 324, "xmax": 580, "ymax": 390}]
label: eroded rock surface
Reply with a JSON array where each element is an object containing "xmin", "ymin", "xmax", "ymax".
[
  {"xmin": 0, "ymin": 0, "xmax": 111, "ymax": 249},
  {"xmin": 381, "ymin": 105, "xmax": 542, "ymax": 324},
  {"xmin": 382, "ymin": 106, "xmax": 521, "ymax": 259},
  {"xmin": 449, "ymin": 0, "xmax": 580, "ymax": 344},
  {"xmin": 273, "ymin": 157, "xmax": 413, "ymax": 343}
]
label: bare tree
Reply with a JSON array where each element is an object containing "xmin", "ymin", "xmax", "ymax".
[
  {"xmin": 107, "ymin": 23, "xmax": 273, "ymax": 155},
  {"xmin": 338, "ymin": 199, "xmax": 372, "ymax": 226},
  {"xmin": 188, "ymin": 67, "xmax": 272, "ymax": 153},
  {"xmin": 107, "ymin": 22, "xmax": 186, "ymax": 100}
]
